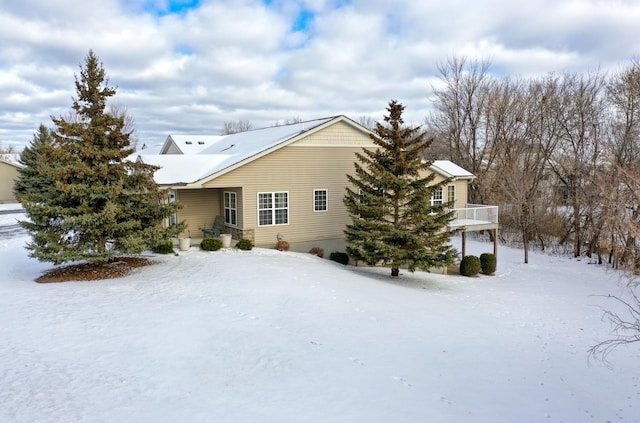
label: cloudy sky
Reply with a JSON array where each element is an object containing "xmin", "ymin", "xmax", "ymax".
[{"xmin": 1, "ymin": 0, "xmax": 639, "ymax": 151}]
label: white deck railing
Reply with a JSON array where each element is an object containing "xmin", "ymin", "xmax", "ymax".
[{"xmin": 449, "ymin": 204, "xmax": 499, "ymax": 227}]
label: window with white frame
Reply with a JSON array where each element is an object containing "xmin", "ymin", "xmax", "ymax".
[
  {"xmin": 314, "ymin": 189, "xmax": 328, "ymax": 212},
  {"xmin": 258, "ymin": 192, "xmax": 288, "ymax": 226},
  {"xmin": 430, "ymin": 186, "xmax": 443, "ymax": 206},
  {"xmin": 168, "ymin": 190, "xmax": 177, "ymax": 225},
  {"xmin": 224, "ymin": 191, "xmax": 237, "ymax": 225},
  {"xmin": 447, "ymin": 185, "xmax": 455, "ymax": 206}
]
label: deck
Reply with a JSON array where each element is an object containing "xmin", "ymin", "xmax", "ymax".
[{"xmin": 447, "ymin": 204, "xmax": 499, "ymax": 232}]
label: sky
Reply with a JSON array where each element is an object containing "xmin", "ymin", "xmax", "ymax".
[{"xmin": 1, "ymin": 0, "xmax": 640, "ymax": 151}]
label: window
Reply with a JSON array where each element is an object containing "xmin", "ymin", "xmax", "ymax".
[
  {"xmin": 224, "ymin": 191, "xmax": 237, "ymax": 225},
  {"xmin": 430, "ymin": 187, "xmax": 443, "ymax": 206},
  {"xmin": 258, "ymin": 192, "xmax": 288, "ymax": 226},
  {"xmin": 314, "ymin": 189, "xmax": 328, "ymax": 212},
  {"xmin": 168, "ymin": 190, "xmax": 177, "ymax": 225},
  {"xmin": 447, "ymin": 185, "xmax": 455, "ymax": 206}
]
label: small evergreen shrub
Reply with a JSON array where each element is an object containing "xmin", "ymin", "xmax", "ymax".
[
  {"xmin": 152, "ymin": 240, "xmax": 175, "ymax": 255},
  {"xmin": 201, "ymin": 238, "xmax": 223, "ymax": 251},
  {"xmin": 236, "ymin": 238, "xmax": 253, "ymax": 251},
  {"xmin": 480, "ymin": 253, "xmax": 497, "ymax": 275},
  {"xmin": 275, "ymin": 240, "xmax": 290, "ymax": 251},
  {"xmin": 460, "ymin": 255, "xmax": 481, "ymax": 277},
  {"xmin": 309, "ymin": 247, "xmax": 324, "ymax": 258},
  {"xmin": 330, "ymin": 251, "xmax": 349, "ymax": 265}
]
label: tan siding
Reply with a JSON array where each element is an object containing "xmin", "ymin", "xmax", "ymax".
[
  {"xmin": 198, "ymin": 122, "xmax": 470, "ymax": 246},
  {"xmin": 0, "ymin": 162, "xmax": 19, "ymax": 203},
  {"xmin": 422, "ymin": 172, "xmax": 470, "ymax": 209},
  {"xmin": 212, "ymin": 145, "xmax": 365, "ymax": 247},
  {"xmin": 203, "ymin": 122, "xmax": 375, "ymax": 247},
  {"xmin": 175, "ymin": 189, "xmax": 221, "ymax": 237},
  {"xmin": 295, "ymin": 121, "xmax": 374, "ymax": 146}
]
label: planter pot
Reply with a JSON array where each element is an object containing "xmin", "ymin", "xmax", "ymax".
[
  {"xmin": 178, "ymin": 237, "xmax": 191, "ymax": 251},
  {"xmin": 219, "ymin": 234, "xmax": 232, "ymax": 248}
]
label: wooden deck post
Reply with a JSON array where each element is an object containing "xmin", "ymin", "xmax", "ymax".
[
  {"xmin": 461, "ymin": 231, "xmax": 466, "ymax": 257},
  {"xmin": 493, "ymin": 228, "xmax": 498, "ymax": 270}
]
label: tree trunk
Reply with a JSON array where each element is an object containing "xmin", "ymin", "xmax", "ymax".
[
  {"xmin": 523, "ymin": 229, "xmax": 529, "ymax": 264},
  {"xmin": 391, "ymin": 267, "xmax": 399, "ymax": 277}
]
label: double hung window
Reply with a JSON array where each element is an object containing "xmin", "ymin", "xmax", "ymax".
[
  {"xmin": 224, "ymin": 191, "xmax": 237, "ymax": 225},
  {"xmin": 314, "ymin": 189, "xmax": 328, "ymax": 212},
  {"xmin": 258, "ymin": 192, "xmax": 288, "ymax": 226}
]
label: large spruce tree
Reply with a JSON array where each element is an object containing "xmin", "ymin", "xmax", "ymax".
[
  {"xmin": 15, "ymin": 51, "xmax": 183, "ymax": 265},
  {"xmin": 344, "ymin": 100, "xmax": 458, "ymax": 277}
]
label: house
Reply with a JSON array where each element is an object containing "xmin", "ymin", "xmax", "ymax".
[
  {"xmin": 0, "ymin": 154, "xmax": 22, "ymax": 203},
  {"xmin": 137, "ymin": 116, "xmax": 498, "ymax": 257}
]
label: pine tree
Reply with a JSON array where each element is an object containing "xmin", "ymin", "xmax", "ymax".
[
  {"xmin": 16, "ymin": 51, "xmax": 184, "ymax": 265},
  {"xmin": 344, "ymin": 100, "xmax": 458, "ymax": 277},
  {"xmin": 14, "ymin": 124, "xmax": 58, "ymax": 204}
]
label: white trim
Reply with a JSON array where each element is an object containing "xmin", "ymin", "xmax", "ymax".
[
  {"xmin": 224, "ymin": 191, "xmax": 237, "ymax": 226},
  {"xmin": 430, "ymin": 186, "xmax": 443, "ymax": 206}
]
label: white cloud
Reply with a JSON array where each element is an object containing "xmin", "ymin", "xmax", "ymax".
[{"xmin": 1, "ymin": 0, "xmax": 639, "ymax": 150}]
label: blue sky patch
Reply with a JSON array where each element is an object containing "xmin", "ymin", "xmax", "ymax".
[
  {"xmin": 293, "ymin": 9, "xmax": 314, "ymax": 32},
  {"xmin": 144, "ymin": 0, "xmax": 201, "ymax": 17}
]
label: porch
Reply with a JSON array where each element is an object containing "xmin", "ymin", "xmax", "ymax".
[{"xmin": 447, "ymin": 204, "xmax": 499, "ymax": 259}]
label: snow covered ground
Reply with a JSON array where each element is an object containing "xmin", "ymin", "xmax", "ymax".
[{"xmin": 1, "ymin": 205, "xmax": 639, "ymax": 422}]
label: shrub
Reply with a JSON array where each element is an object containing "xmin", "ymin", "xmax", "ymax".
[
  {"xmin": 309, "ymin": 247, "xmax": 324, "ymax": 258},
  {"xmin": 330, "ymin": 251, "xmax": 349, "ymax": 265},
  {"xmin": 480, "ymin": 253, "xmax": 497, "ymax": 275},
  {"xmin": 236, "ymin": 238, "xmax": 253, "ymax": 251},
  {"xmin": 275, "ymin": 240, "xmax": 290, "ymax": 251},
  {"xmin": 152, "ymin": 240, "xmax": 175, "ymax": 255},
  {"xmin": 460, "ymin": 255, "xmax": 481, "ymax": 277},
  {"xmin": 201, "ymin": 238, "xmax": 223, "ymax": 251}
]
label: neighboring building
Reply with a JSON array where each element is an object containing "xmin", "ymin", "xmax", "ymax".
[
  {"xmin": 137, "ymin": 116, "xmax": 497, "ymax": 257},
  {"xmin": 0, "ymin": 154, "xmax": 22, "ymax": 203}
]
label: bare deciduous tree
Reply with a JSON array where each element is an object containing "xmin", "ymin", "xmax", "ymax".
[
  {"xmin": 429, "ymin": 56, "xmax": 496, "ymax": 204},
  {"xmin": 547, "ymin": 71, "xmax": 606, "ymax": 257},
  {"xmin": 109, "ymin": 104, "xmax": 139, "ymax": 150},
  {"xmin": 222, "ymin": 119, "xmax": 252, "ymax": 135},
  {"xmin": 589, "ymin": 290, "xmax": 640, "ymax": 365},
  {"xmin": 358, "ymin": 115, "xmax": 377, "ymax": 131},
  {"xmin": 491, "ymin": 76, "xmax": 563, "ymax": 263}
]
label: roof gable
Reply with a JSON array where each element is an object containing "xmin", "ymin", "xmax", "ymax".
[{"xmin": 160, "ymin": 134, "xmax": 224, "ymax": 155}]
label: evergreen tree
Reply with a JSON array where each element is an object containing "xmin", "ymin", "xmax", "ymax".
[
  {"xmin": 344, "ymin": 100, "xmax": 458, "ymax": 277},
  {"xmin": 14, "ymin": 124, "xmax": 58, "ymax": 204},
  {"xmin": 16, "ymin": 51, "xmax": 184, "ymax": 265}
]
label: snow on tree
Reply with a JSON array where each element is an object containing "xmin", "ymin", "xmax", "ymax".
[
  {"xmin": 344, "ymin": 100, "xmax": 459, "ymax": 277},
  {"xmin": 15, "ymin": 51, "xmax": 184, "ymax": 265}
]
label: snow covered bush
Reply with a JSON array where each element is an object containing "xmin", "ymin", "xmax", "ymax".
[
  {"xmin": 460, "ymin": 255, "xmax": 481, "ymax": 276},
  {"xmin": 480, "ymin": 253, "xmax": 497, "ymax": 275},
  {"xmin": 309, "ymin": 247, "xmax": 324, "ymax": 258},
  {"xmin": 201, "ymin": 238, "xmax": 222, "ymax": 251}
]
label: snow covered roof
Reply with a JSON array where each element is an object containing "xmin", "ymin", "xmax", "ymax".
[
  {"xmin": 136, "ymin": 155, "xmax": 233, "ymax": 185},
  {"xmin": 161, "ymin": 135, "xmax": 224, "ymax": 155},
  {"xmin": 429, "ymin": 160, "xmax": 474, "ymax": 180},
  {"xmin": 135, "ymin": 117, "xmax": 474, "ymax": 186},
  {"xmin": 0, "ymin": 154, "xmax": 23, "ymax": 168},
  {"xmin": 137, "ymin": 116, "xmax": 350, "ymax": 186}
]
